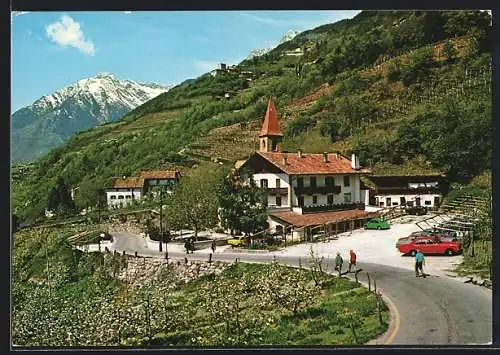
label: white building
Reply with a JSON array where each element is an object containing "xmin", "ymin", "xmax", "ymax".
[
  {"xmin": 237, "ymin": 99, "xmax": 376, "ymax": 241},
  {"xmin": 105, "ymin": 170, "xmax": 181, "ymax": 208},
  {"xmin": 367, "ymin": 175, "xmax": 447, "ymax": 209}
]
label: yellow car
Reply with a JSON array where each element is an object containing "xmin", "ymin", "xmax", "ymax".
[{"xmin": 227, "ymin": 236, "xmax": 249, "ymax": 247}]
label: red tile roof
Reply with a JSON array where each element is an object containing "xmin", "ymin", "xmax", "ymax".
[
  {"xmin": 110, "ymin": 177, "xmax": 144, "ymax": 189},
  {"xmin": 270, "ymin": 209, "xmax": 376, "ymax": 227},
  {"xmin": 257, "ymin": 151, "xmax": 371, "ymax": 175},
  {"xmin": 139, "ymin": 170, "xmax": 179, "ymax": 179},
  {"xmin": 259, "ymin": 98, "xmax": 283, "ymax": 137}
]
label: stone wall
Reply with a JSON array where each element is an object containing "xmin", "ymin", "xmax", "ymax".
[
  {"xmin": 105, "ymin": 219, "xmax": 143, "ymax": 234},
  {"xmin": 113, "ymin": 255, "xmax": 231, "ymax": 286}
]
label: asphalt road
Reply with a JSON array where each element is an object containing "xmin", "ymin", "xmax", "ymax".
[{"xmin": 110, "ymin": 232, "xmax": 492, "ymax": 345}]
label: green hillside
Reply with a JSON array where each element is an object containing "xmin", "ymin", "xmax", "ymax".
[{"xmin": 12, "ymin": 10, "xmax": 492, "ymax": 223}]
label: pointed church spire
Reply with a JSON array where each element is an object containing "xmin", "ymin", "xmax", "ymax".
[
  {"xmin": 259, "ymin": 98, "xmax": 283, "ymax": 152},
  {"xmin": 259, "ymin": 98, "xmax": 283, "ymax": 138}
]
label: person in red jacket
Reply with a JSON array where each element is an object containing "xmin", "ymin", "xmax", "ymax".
[{"xmin": 348, "ymin": 249, "xmax": 357, "ymax": 272}]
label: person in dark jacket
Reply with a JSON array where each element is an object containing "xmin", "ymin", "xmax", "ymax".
[
  {"xmin": 211, "ymin": 239, "xmax": 216, "ymax": 253},
  {"xmin": 335, "ymin": 252, "xmax": 343, "ymax": 275}
]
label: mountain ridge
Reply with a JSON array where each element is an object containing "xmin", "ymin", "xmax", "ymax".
[
  {"xmin": 246, "ymin": 29, "xmax": 300, "ymax": 60},
  {"xmin": 11, "ymin": 73, "xmax": 174, "ymax": 162}
]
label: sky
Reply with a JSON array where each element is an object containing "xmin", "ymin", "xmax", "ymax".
[{"xmin": 11, "ymin": 10, "xmax": 361, "ymax": 112}]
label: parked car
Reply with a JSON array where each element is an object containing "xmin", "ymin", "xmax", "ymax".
[
  {"xmin": 227, "ymin": 235, "xmax": 249, "ymax": 247},
  {"xmin": 364, "ymin": 217, "xmax": 390, "ymax": 230},
  {"xmin": 397, "ymin": 236, "xmax": 462, "ymax": 256},
  {"xmin": 405, "ymin": 205, "xmax": 428, "ymax": 215},
  {"xmin": 423, "ymin": 227, "xmax": 457, "ymax": 239},
  {"xmin": 397, "ymin": 231, "xmax": 459, "ymax": 246}
]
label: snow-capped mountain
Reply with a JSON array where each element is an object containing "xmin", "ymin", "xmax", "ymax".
[
  {"xmin": 246, "ymin": 30, "xmax": 301, "ymax": 60},
  {"xmin": 12, "ymin": 73, "xmax": 174, "ymax": 162}
]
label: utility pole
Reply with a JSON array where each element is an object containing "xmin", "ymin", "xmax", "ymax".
[{"xmin": 159, "ymin": 188, "xmax": 163, "ymax": 252}]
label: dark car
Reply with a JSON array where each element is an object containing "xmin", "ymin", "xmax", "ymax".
[{"xmin": 405, "ymin": 205, "xmax": 428, "ymax": 215}]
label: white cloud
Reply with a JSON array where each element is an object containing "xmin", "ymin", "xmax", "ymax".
[
  {"xmin": 46, "ymin": 15, "xmax": 95, "ymax": 55},
  {"xmin": 123, "ymin": 11, "xmax": 132, "ymax": 14}
]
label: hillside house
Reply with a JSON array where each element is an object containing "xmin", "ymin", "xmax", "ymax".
[
  {"xmin": 105, "ymin": 170, "xmax": 181, "ymax": 208},
  {"xmin": 282, "ymin": 47, "xmax": 304, "ymax": 56},
  {"xmin": 237, "ymin": 99, "xmax": 376, "ymax": 241},
  {"xmin": 366, "ymin": 175, "xmax": 448, "ymax": 209},
  {"xmin": 209, "ymin": 63, "xmax": 228, "ymax": 77}
]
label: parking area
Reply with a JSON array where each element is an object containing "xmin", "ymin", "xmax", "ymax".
[
  {"xmin": 138, "ymin": 214, "xmax": 464, "ymax": 278},
  {"xmin": 275, "ymin": 214, "xmax": 464, "ymax": 278}
]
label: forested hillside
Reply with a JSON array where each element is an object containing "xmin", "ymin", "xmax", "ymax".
[{"xmin": 12, "ymin": 10, "xmax": 491, "ymax": 223}]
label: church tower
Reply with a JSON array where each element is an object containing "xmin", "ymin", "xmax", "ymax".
[{"xmin": 259, "ymin": 98, "xmax": 283, "ymax": 152}]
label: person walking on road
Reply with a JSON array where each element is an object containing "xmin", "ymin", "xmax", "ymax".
[
  {"xmin": 348, "ymin": 249, "xmax": 357, "ymax": 273},
  {"xmin": 335, "ymin": 252, "xmax": 343, "ymax": 276},
  {"xmin": 211, "ymin": 239, "xmax": 216, "ymax": 253},
  {"xmin": 415, "ymin": 249, "xmax": 425, "ymax": 277}
]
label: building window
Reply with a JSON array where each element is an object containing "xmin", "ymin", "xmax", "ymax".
[
  {"xmin": 425, "ymin": 200, "xmax": 432, "ymax": 206},
  {"xmin": 260, "ymin": 179, "xmax": 268, "ymax": 188},
  {"xmin": 110, "ymin": 195, "xmax": 117, "ymax": 200},
  {"xmin": 327, "ymin": 194, "xmax": 334, "ymax": 205},
  {"xmin": 310, "ymin": 176, "xmax": 317, "ymax": 188},
  {"xmin": 312, "ymin": 195, "xmax": 318, "ymax": 204},
  {"xmin": 125, "ymin": 195, "xmax": 132, "ymax": 199},
  {"xmin": 276, "ymin": 196, "xmax": 282, "ymax": 207},
  {"xmin": 400, "ymin": 196, "xmax": 406, "ymax": 206},
  {"xmin": 276, "ymin": 179, "xmax": 281, "ymax": 188},
  {"xmin": 344, "ymin": 193, "xmax": 351, "ymax": 203},
  {"xmin": 298, "ymin": 196, "xmax": 304, "ymax": 207},
  {"xmin": 343, "ymin": 175, "xmax": 350, "ymax": 187},
  {"xmin": 325, "ymin": 176, "xmax": 334, "ymax": 187},
  {"xmin": 118, "ymin": 195, "xmax": 124, "ymax": 200},
  {"xmin": 392, "ymin": 202, "xmax": 398, "ymax": 206},
  {"xmin": 297, "ymin": 177, "xmax": 304, "ymax": 188}
]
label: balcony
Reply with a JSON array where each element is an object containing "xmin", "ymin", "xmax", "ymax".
[
  {"xmin": 267, "ymin": 187, "xmax": 289, "ymax": 196},
  {"xmin": 294, "ymin": 185, "xmax": 341, "ymax": 195},
  {"xmin": 302, "ymin": 202, "xmax": 365, "ymax": 214}
]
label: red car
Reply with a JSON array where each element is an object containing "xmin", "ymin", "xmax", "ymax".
[
  {"xmin": 397, "ymin": 236, "xmax": 462, "ymax": 256},
  {"xmin": 396, "ymin": 232, "xmax": 458, "ymax": 246}
]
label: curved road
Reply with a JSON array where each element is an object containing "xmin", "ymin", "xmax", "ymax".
[{"xmin": 110, "ymin": 232, "xmax": 492, "ymax": 345}]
